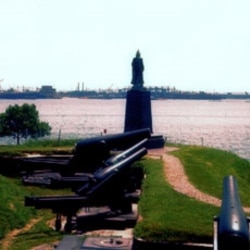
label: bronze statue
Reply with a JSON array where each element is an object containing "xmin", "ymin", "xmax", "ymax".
[{"xmin": 131, "ymin": 50, "xmax": 144, "ymax": 88}]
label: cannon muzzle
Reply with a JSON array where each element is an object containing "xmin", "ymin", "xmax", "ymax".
[{"xmin": 214, "ymin": 175, "xmax": 250, "ymax": 250}]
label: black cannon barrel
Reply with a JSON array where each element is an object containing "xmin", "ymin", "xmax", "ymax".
[
  {"xmin": 22, "ymin": 156, "xmax": 71, "ymax": 165},
  {"xmin": 215, "ymin": 175, "xmax": 250, "ymax": 250},
  {"xmin": 70, "ymin": 128, "xmax": 150, "ymax": 173},
  {"xmin": 50, "ymin": 176, "xmax": 90, "ymax": 189},
  {"xmin": 74, "ymin": 128, "xmax": 151, "ymax": 154},
  {"xmin": 104, "ymin": 138, "xmax": 148, "ymax": 166},
  {"xmin": 25, "ymin": 195, "xmax": 89, "ymax": 214},
  {"xmin": 76, "ymin": 147, "xmax": 147, "ymax": 196},
  {"xmin": 96, "ymin": 148, "xmax": 146, "ymax": 181},
  {"xmin": 18, "ymin": 156, "xmax": 72, "ymax": 176}
]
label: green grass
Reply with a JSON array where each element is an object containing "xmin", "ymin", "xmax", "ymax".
[
  {"xmin": 0, "ymin": 138, "xmax": 78, "ymax": 156},
  {"xmin": 134, "ymin": 158, "xmax": 219, "ymax": 243},
  {"xmin": 0, "ymin": 138, "xmax": 79, "ymax": 249},
  {"xmin": 171, "ymin": 145, "xmax": 250, "ymax": 206},
  {"xmin": 0, "ymin": 177, "xmax": 72, "ymax": 249},
  {"xmin": 0, "ymin": 176, "xmax": 34, "ymax": 239},
  {"xmin": 7, "ymin": 212, "xmax": 63, "ymax": 250}
]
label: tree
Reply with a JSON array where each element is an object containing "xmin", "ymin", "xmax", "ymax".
[{"xmin": 0, "ymin": 103, "xmax": 51, "ymax": 145}]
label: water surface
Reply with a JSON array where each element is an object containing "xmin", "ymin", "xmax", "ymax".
[{"xmin": 0, "ymin": 98, "xmax": 249, "ymax": 160}]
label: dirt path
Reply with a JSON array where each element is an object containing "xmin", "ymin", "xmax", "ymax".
[
  {"xmin": 0, "ymin": 218, "xmax": 40, "ymax": 250},
  {"xmin": 148, "ymin": 147, "xmax": 250, "ymax": 213}
]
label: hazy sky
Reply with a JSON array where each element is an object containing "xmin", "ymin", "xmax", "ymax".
[{"xmin": 0, "ymin": 0, "xmax": 250, "ymax": 92}]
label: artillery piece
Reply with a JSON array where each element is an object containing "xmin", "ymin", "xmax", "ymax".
[
  {"xmin": 214, "ymin": 175, "xmax": 250, "ymax": 250},
  {"xmin": 22, "ymin": 128, "xmax": 151, "ymax": 186},
  {"xmin": 50, "ymin": 138, "xmax": 147, "ymax": 190},
  {"xmin": 25, "ymin": 138, "xmax": 148, "ymax": 233}
]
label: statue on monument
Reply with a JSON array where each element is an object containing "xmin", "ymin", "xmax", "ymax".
[{"xmin": 131, "ymin": 50, "xmax": 144, "ymax": 89}]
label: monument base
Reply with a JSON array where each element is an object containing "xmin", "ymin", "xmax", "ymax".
[
  {"xmin": 124, "ymin": 88, "xmax": 164, "ymax": 149},
  {"xmin": 124, "ymin": 89, "xmax": 153, "ymax": 133}
]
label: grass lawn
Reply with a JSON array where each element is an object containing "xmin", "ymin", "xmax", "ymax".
[
  {"xmin": 134, "ymin": 158, "xmax": 219, "ymax": 243},
  {"xmin": 0, "ymin": 176, "xmax": 71, "ymax": 250},
  {"xmin": 0, "ymin": 138, "xmax": 77, "ymax": 156},
  {"xmin": 171, "ymin": 145, "xmax": 250, "ymax": 206}
]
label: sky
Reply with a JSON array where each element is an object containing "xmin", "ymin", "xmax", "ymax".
[{"xmin": 0, "ymin": 0, "xmax": 250, "ymax": 93}]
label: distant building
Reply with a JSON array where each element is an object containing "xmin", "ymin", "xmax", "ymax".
[{"xmin": 39, "ymin": 85, "xmax": 56, "ymax": 98}]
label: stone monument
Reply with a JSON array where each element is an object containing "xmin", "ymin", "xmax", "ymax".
[{"xmin": 124, "ymin": 50, "xmax": 153, "ymax": 133}]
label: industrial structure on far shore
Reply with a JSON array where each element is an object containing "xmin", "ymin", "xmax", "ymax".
[{"xmin": 0, "ymin": 84, "xmax": 249, "ymax": 100}]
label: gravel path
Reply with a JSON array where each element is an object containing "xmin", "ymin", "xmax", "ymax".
[{"xmin": 148, "ymin": 147, "xmax": 250, "ymax": 213}]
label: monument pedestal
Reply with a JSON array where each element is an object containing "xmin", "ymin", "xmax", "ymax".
[
  {"xmin": 124, "ymin": 88, "xmax": 165, "ymax": 149},
  {"xmin": 124, "ymin": 89, "xmax": 153, "ymax": 133}
]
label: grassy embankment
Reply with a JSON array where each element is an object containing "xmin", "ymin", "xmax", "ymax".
[
  {"xmin": 0, "ymin": 139, "xmax": 77, "ymax": 157},
  {"xmin": 0, "ymin": 139, "xmax": 75, "ymax": 249},
  {"xmin": 0, "ymin": 140, "xmax": 250, "ymax": 248},
  {"xmin": 0, "ymin": 177, "xmax": 71, "ymax": 250},
  {"xmin": 134, "ymin": 145, "xmax": 250, "ymax": 244}
]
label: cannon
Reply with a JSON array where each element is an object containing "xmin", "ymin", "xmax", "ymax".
[
  {"xmin": 213, "ymin": 175, "xmax": 250, "ymax": 250},
  {"xmin": 71, "ymin": 128, "xmax": 151, "ymax": 172},
  {"xmin": 25, "ymin": 144, "xmax": 147, "ymax": 232},
  {"xmin": 21, "ymin": 128, "xmax": 151, "ymax": 180},
  {"xmin": 50, "ymin": 138, "xmax": 148, "ymax": 190},
  {"xmin": 20, "ymin": 156, "xmax": 71, "ymax": 175}
]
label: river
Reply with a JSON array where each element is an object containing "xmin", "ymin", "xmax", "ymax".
[{"xmin": 0, "ymin": 98, "xmax": 249, "ymax": 160}]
